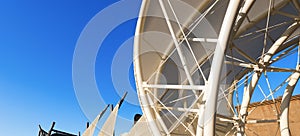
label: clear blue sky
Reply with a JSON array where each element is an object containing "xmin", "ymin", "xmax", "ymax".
[
  {"xmin": 1, "ymin": 1, "xmax": 299, "ymax": 136},
  {"xmin": 0, "ymin": 0, "xmax": 142, "ymax": 135}
]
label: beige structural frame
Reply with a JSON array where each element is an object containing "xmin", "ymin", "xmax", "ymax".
[{"xmin": 133, "ymin": 0, "xmax": 300, "ymax": 136}]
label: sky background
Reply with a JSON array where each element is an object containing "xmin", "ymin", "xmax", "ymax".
[
  {"xmin": 1, "ymin": 1, "xmax": 299, "ymax": 136},
  {"xmin": 0, "ymin": 0, "xmax": 142, "ymax": 135}
]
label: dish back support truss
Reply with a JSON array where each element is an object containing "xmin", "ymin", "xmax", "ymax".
[{"xmin": 134, "ymin": 0, "xmax": 300, "ymax": 136}]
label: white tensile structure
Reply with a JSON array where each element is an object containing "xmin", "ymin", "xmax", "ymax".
[
  {"xmin": 132, "ymin": 0, "xmax": 300, "ymax": 136},
  {"xmin": 82, "ymin": 93, "xmax": 128, "ymax": 136},
  {"xmin": 82, "ymin": 105, "xmax": 110, "ymax": 136}
]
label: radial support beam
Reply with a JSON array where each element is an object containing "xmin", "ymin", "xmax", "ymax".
[
  {"xmin": 263, "ymin": 21, "xmax": 300, "ymax": 64},
  {"xmin": 237, "ymin": 21, "xmax": 300, "ymax": 136},
  {"xmin": 142, "ymin": 83, "xmax": 205, "ymax": 90},
  {"xmin": 233, "ymin": 0, "xmax": 256, "ymax": 36},
  {"xmin": 225, "ymin": 61, "xmax": 256, "ymax": 69},
  {"xmin": 196, "ymin": 0, "xmax": 241, "ymax": 136},
  {"xmin": 158, "ymin": 0, "xmax": 196, "ymax": 88},
  {"xmin": 226, "ymin": 80, "xmax": 238, "ymax": 116},
  {"xmin": 240, "ymin": 21, "xmax": 300, "ymax": 116},
  {"xmin": 245, "ymin": 119, "xmax": 278, "ymax": 124},
  {"xmin": 265, "ymin": 67, "xmax": 299, "ymax": 72},
  {"xmin": 237, "ymin": 72, "xmax": 261, "ymax": 136},
  {"xmin": 146, "ymin": 89, "xmax": 198, "ymax": 136},
  {"xmin": 280, "ymin": 67, "xmax": 300, "ymax": 136},
  {"xmin": 157, "ymin": 106, "xmax": 199, "ymax": 113},
  {"xmin": 270, "ymin": 42, "xmax": 299, "ymax": 64},
  {"xmin": 147, "ymin": 94, "xmax": 170, "ymax": 136},
  {"xmin": 235, "ymin": 0, "xmax": 290, "ymax": 37},
  {"xmin": 158, "ymin": 1, "xmax": 201, "ymax": 134}
]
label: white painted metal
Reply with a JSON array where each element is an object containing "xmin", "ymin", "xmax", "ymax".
[
  {"xmin": 200, "ymin": 1, "xmax": 241, "ymax": 136},
  {"xmin": 133, "ymin": 0, "xmax": 161, "ymax": 135},
  {"xmin": 280, "ymin": 66, "xmax": 300, "ymax": 136},
  {"xmin": 157, "ymin": 0, "xmax": 196, "ymax": 89},
  {"xmin": 147, "ymin": 93, "xmax": 170, "ymax": 135},
  {"xmin": 234, "ymin": 0, "xmax": 290, "ymax": 37},
  {"xmin": 233, "ymin": 0, "xmax": 255, "ymax": 34},
  {"xmin": 133, "ymin": 0, "xmax": 300, "ymax": 135},
  {"xmin": 263, "ymin": 22, "xmax": 300, "ymax": 64},
  {"xmin": 146, "ymin": 89, "xmax": 198, "ymax": 136},
  {"xmin": 142, "ymin": 83, "xmax": 205, "ymax": 91},
  {"xmin": 157, "ymin": 106, "xmax": 199, "ymax": 113},
  {"xmin": 189, "ymin": 38, "xmax": 218, "ymax": 43},
  {"xmin": 237, "ymin": 21, "xmax": 300, "ymax": 135}
]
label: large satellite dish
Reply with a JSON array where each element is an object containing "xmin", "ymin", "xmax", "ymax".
[{"xmin": 133, "ymin": 0, "xmax": 300, "ymax": 135}]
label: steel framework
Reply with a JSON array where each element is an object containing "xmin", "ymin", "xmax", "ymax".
[{"xmin": 134, "ymin": 0, "xmax": 300, "ymax": 135}]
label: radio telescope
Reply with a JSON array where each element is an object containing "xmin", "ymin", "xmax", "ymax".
[{"xmin": 133, "ymin": 0, "xmax": 300, "ymax": 135}]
